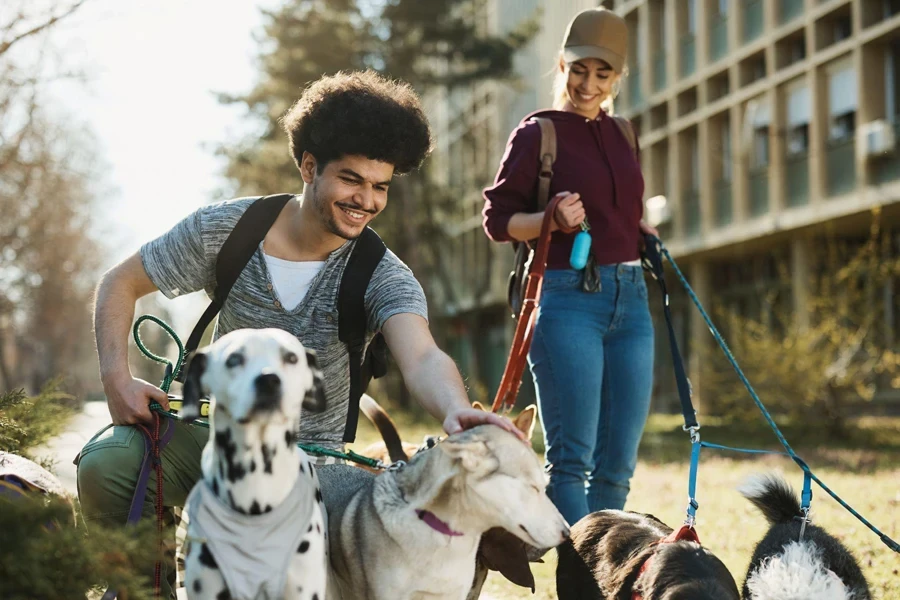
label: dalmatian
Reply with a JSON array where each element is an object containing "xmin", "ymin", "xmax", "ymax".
[{"xmin": 179, "ymin": 328, "xmax": 328, "ymax": 600}]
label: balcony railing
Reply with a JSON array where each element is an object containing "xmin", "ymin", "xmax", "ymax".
[
  {"xmin": 826, "ymin": 138, "xmax": 856, "ymax": 197},
  {"xmin": 715, "ymin": 179, "xmax": 733, "ymax": 226},
  {"xmin": 748, "ymin": 166, "xmax": 769, "ymax": 216},
  {"xmin": 785, "ymin": 152, "xmax": 809, "ymax": 207},
  {"xmin": 683, "ymin": 188, "xmax": 701, "ymax": 237},
  {"xmin": 680, "ymin": 33, "xmax": 696, "ymax": 78},
  {"xmin": 653, "ymin": 51, "xmax": 667, "ymax": 92},
  {"xmin": 744, "ymin": 0, "xmax": 764, "ymax": 43},
  {"xmin": 781, "ymin": 0, "xmax": 804, "ymax": 24},
  {"xmin": 709, "ymin": 15, "xmax": 728, "ymax": 63}
]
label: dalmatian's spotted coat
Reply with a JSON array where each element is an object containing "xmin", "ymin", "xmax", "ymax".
[{"xmin": 179, "ymin": 328, "xmax": 329, "ymax": 600}]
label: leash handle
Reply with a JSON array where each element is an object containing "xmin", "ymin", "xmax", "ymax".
[
  {"xmin": 133, "ymin": 315, "xmax": 186, "ymax": 393},
  {"xmin": 640, "ymin": 235, "xmax": 698, "ymax": 430},
  {"xmin": 492, "ymin": 195, "xmax": 567, "ymax": 413}
]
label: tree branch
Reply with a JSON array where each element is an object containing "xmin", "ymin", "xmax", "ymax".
[{"xmin": 0, "ymin": 0, "xmax": 88, "ymax": 58}]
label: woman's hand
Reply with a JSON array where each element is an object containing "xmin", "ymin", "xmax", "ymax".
[
  {"xmin": 639, "ymin": 220, "xmax": 659, "ymax": 237},
  {"xmin": 551, "ymin": 191, "xmax": 584, "ymax": 233}
]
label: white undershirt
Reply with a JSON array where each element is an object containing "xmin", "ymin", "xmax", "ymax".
[{"xmin": 263, "ymin": 254, "xmax": 325, "ymax": 311}]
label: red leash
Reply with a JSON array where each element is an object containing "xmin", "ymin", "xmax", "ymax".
[
  {"xmin": 134, "ymin": 415, "xmax": 166, "ymax": 599},
  {"xmin": 491, "ymin": 195, "xmax": 567, "ymax": 413},
  {"xmin": 103, "ymin": 413, "xmax": 172, "ymax": 600}
]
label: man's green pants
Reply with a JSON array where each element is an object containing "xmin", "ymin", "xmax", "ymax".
[{"xmin": 76, "ymin": 419, "xmax": 208, "ymax": 598}]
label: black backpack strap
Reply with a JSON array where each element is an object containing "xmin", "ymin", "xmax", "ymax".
[
  {"xmin": 182, "ymin": 194, "xmax": 294, "ymax": 360},
  {"xmin": 338, "ymin": 227, "xmax": 387, "ymax": 442}
]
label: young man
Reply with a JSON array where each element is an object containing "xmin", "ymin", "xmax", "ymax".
[{"xmin": 77, "ymin": 70, "xmax": 519, "ymax": 595}]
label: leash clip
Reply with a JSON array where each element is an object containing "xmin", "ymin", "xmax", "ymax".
[
  {"xmin": 683, "ymin": 424, "xmax": 701, "ymax": 444},
  {"xmin": 683, "ymin": 508, "xmax": 697, "ymax": 529},
  {"xmin": 386, "ymin": 460, "xmax": 407, "ymax": 472},
  {"xmin": 798, "ymin": 506, "xmax": 811, "ymax": 541}
]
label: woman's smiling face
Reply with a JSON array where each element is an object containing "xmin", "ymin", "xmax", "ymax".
[{"xmin": 562, "ymin": 57, "xmax": 618, "ymax": 118}]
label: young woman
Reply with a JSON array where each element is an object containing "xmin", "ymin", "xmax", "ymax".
[{"xmin": 482, "ymin": 8, "xmax": 657, "ymax": 525}]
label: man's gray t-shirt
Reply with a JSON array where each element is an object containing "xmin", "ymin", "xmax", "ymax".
[{"xmin": 140, "ymin": 196, "xmax": 428, "ymax": 448}]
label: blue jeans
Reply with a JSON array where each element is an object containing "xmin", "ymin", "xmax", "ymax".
[{"xmin": 529, "ymin": 264, "xmax": 654, "ymax": 525}]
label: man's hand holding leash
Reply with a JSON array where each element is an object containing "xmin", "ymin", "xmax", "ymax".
[{"xmin": 103, "ymin": 373, "xmax": 169, "ymax": 426}]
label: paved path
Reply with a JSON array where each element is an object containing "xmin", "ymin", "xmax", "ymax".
[{"xmin": 33, "ymin": 401, "xmax": 111, "ymax": 496}]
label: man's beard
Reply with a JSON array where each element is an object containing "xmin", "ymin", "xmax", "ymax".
[{"xmin": 311, "ymin": 184, "xmax": 362, "ymax": 241}]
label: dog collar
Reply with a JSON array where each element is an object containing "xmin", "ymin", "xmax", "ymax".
[
  {"xmin": 415, "ymin": 509, "xmax": 464, "ymax": 537},
  {"xmin": 632, "ymin": 525, "xmax": 701, "ymax": 600}
]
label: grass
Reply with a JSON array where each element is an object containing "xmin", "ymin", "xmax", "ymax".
[{"xmin": 348, "ymin": 409, "xmax": 900, "ymax": 599}]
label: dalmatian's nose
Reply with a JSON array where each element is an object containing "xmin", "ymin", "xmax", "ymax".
[{"xmin": 254, "ymin": 373, "xmax": 282, "ymax": 410}]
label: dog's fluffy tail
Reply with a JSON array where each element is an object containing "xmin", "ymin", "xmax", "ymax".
[
  {"xmin": 746, "ymin": 541, "xmax": 857, "ymax": 600},
  {"xmin": 359, "ymin": 394, "xmax": 409, "ymax": 463},
  {"xmin": 739, "ymin": 474, "xmax": 802, "ymax": 525}
]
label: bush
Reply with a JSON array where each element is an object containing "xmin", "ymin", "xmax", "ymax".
[
  {"xmin": 0, "ymin": 494, "xmax": 158, "ymax": 600},
  {"xmin": 0, "ymin": 381, "xmax": 75, "ymax": 458},
  {"xmin": 1, "ymin": 382, "xmax": 160, "ymax": 599},
  {"xmin": 701, "ymin": 211, "xmax": 900, "ymax": 435}
]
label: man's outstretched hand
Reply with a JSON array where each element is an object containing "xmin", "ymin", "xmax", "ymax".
[{"xmin": 442, "ymin": 407, "xmax": 526, "ymax": 441}]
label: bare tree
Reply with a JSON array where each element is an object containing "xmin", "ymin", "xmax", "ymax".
[
  {"xmin": 0, "ymin": 0, "xmax": 102, "ymax": 397},
  {"xmin": 0, "ymin": 1, "xmax": 88, "ymax": 58}
]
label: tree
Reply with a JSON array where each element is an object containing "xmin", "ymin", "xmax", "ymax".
[
  {"xmin": 217, "ymin": 0, "xmax": 537, "ymax": 406},
  {"xmin": 215, "ymin": 0, "xmax": 375, "ymax": 199},
  {"xmin": 0, "ymin": 0, "xmax": 103, "ymax": 398},
  {"xmin": 700, "ymin": 210, "xmax": 900, "ymax": 436}
]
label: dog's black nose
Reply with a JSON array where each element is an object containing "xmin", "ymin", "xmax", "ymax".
[
  {"xmin": 255, "ymin": 373, "xmax": 281, "ymax": 393},
  {"xmin": 254, "ymin": 374, "xmax": 282, "ymax": 411}
]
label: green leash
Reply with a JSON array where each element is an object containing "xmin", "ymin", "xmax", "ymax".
[
  {"xmin": 134, "ymin": 315, "xmax": 185, "ymax": 393},
  {"xmin": 132, "ymin": 315, "xmax": 385, "ymax": 470}
]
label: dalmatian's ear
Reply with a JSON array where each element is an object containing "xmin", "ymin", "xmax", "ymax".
[
  {"xmin": 180, "ymin": 351, "xmax": 208, "ymax": 422},
  {"xmin": 303, "ymin": 349, "xmax": 327, "ymax": 413}
]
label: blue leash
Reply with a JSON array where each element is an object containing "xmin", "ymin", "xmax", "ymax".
[{"xmin": 642, "ymin": 234, "xmax": 900, "ymax": 553}]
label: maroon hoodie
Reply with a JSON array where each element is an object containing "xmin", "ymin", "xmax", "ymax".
[{"xmin": 482, "ymin": 109, "xmax": 645, "ymax": 269}]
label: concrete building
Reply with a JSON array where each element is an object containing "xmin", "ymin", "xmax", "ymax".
[{"xmin": 428, "ymin": 0, "xmax": 900, "ymax": 411}]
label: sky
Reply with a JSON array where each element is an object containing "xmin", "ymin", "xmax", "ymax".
[
  {"xmin": 42, "ymin": 0, "xmax": 277, "ymax": 327},
  {"xmin": 49, "ymin": 0, "xmax": 274, "ymax": 261}
]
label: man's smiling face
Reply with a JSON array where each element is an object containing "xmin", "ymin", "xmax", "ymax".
[{"xmin": 302, "ymin": 153, "xmax": 393, "ymax": 240}]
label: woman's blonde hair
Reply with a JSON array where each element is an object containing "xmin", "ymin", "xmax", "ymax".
[{"xmin": 551, "ymin": 53, "xmax": 626, "ymax": 115}]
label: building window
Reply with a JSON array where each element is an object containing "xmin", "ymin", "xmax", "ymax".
[
  {"xmin": 888, "ymin": 0, "xmax": 900, "ymax": 19},
  {"xmin": 826, "ymin": 60, "xmax": 857, "ymax": 195},
  {"xmin": 690, "ymin": 133, "xmax": 700, "ymax": 190},
  {"xmin": 747, "ymin": 99, "xmax": 771, "ymax": 169},
  {"xmin": 787, "ymin": 83, "xmax": 811, "ymax": 155},
  {"xmin": 887, "ymin": 43, "xmax": 900, "ymax": 120},
  {"xmin": 828, "ymin": 63, "xmax": 857, "ymax": 142},
  {"xmin": 721, "ymin": 120, "xmax": 732, "ymax": 181},
  {"xmin": 746, "ymin": 97, "xmax": 770, "ymax": 214},
  {"xmin": 688, "ymin": 0, "xmax": 697, "ymax": 34}
]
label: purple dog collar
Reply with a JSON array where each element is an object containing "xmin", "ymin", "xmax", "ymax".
[{"xmin": 416, "ymin": 509, "xmax": 464, "ymax": 537}]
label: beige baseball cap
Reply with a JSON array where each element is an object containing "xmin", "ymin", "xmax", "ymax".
[{"xmin": 562, "ymin": 8, "xmax": 628, "ymax": 73}]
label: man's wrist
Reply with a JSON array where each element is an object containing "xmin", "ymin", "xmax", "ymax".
[
  {"xmin": 100, "ymin": 366, "xmax": 131, "ymax": 388},
  {"xmin": 439, "ymin": 397, "xmax": 471, "ymax": 422}
]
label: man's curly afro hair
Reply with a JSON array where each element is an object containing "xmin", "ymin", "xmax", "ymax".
[{"xmin": 281, "ymin": 70, "xmax": 433, "ymax": 175}]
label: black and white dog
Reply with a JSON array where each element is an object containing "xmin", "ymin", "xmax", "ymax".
[
  {"xmin": 556, "ymin": 510, "xmax": 740, "ymax": 600},
  {"xmin": 180, "ymin": 328, "xmax": 328, "ymax": 600},
  {"xmin": 739, "ymin": 474, "xmax": 871, "ymax": 600}
]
